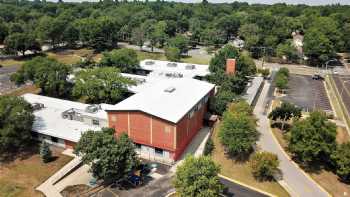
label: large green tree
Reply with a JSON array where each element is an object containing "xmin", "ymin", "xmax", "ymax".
[
  {"xmin": 289, "ymin": 111, "xmax": 337, "ymax": 165},
  {"xmin": 4, "ymin": 33, "xmax": 41, "ymax": 56},
  {"xmin": 99, "ymin": 48, "xmax": 139, "ymax": 73},
  {"xmin": 0, "ymin": 96, "xmax": 34, "ymax": 154},
  {"xmin": 173, "ymin": 155, "xmax": 224, "ymax": 197},
  {"xmin": 219, "ymin": 101, "xmax": 258, "ymax": 157},
  {"xmin": 269, "ymin": 102, "xmax": 302, "ymax": 130},
  {"xmin": 72, "ymin": 67, "xmax": 135, "ymax": 104},
  {"xmin": 250, "ymin": 151, "xmax": 280, "ymax": 181},
  {"xmin": 331, "ymin": 142, "xmax": 350, "ymax": 182},
  {"xmin": 11, "ymin": 57, "xmax": 71, "ymax": 97},
  {"xmin": 167, "ymin": 35, "xmax": 189, "ymax": 54},
  {"xmin": 74, "ymin": 129, "xmax": 138, "ymax": 183}
]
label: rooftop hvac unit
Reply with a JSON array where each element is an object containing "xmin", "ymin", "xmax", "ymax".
[
  {"xmin": 185, "ymin": 64, "xmax": 196, "ymax": 70},
  {"xmin": 85, "ymin": 105, "xmax": 100, "ymax": 113},
  {"xmin": 32, "ymin": 103, "xmax": 44, "ymax": 111},
  {"xmin": 145, "ymin": 61, "xmax": 155, "ymax": 65},
  {"xmin": 164, "ymin": 87, "xmax": 176, "ymax": 93},
  {"xmin": 167, "ymin": 62, "xmax": 177, "ymax": 67}
]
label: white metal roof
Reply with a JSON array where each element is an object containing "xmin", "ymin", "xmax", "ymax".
[
  {"xmin": 22, "ymin": 94, "xmax": 113, "ymax": 142},
  {"xmin": 140, "ymin": 59, "xmax": 210, "ymax": 78},
  {"xmin": 242, "ymin": 76, "xmax": 264, "ymax": 105},
  {"xmin": 106, "ymin": 78, "xmax": 215, "ymax": 123}
]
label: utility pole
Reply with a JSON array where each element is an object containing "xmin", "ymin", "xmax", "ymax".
[{"xmin": 250, "ymin": 46, "xmax": 273, "ymax": 68}]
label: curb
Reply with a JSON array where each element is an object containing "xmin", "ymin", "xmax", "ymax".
[
  {"xmin": 218, "ymin": 174, "xmax": 277, "ymax": 197},
  {"xmin": 267, "ymin": 102, "xmax": 331, "ymax": 197}
]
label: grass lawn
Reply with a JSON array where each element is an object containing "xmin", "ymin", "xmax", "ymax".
[
  {"xmin": 4, "ymin": 85, "xmax": 41, "ymax": 96},
  {"xmin": 210, "ymin": 122, "xmax": 290, "ymax": 197},
  {"xmin": 0, "ymin": 59, "xmax": 26, "ymax": 67},
  {"xmin": 0, "ymin": 146, "xmax": 73, "ymax": 197}
]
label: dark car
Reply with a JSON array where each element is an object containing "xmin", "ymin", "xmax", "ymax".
[{"xmin": 312, "ymin": 74, "xmax": 323, "ymax": 80}]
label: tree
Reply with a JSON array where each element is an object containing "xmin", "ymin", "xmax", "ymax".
[
  {"xmin": 11, "ymin": 57, "xmax": 71, "ymax": 97},
  {"xmin": 131, "ymin": 26, "xmax": 146, "ymax": 50},
  {"xmin": 209, "ymin": 44, "xmax": 239, "ymax": 73},
  {"xmin": 0, "ymin": 96, "xmax": 34, "ymax": 154},
  {"xmin": 74, "ymin": 129, "xmax": 138, "ymax": 183},
  {"xmin": 167, "ymin": 35, "xmax": 189, "ymax": 54},
  {"xmin": 303, "ymin": 28, "xmax": 336, "ymax": 66},
  {"xmin": 165, "ymin": 47, "xmax": 181, "ymax": 62},
  {"xmin": 276, "ymin": 40, "xmax": 299, "ymax": 63},
  {"xmin": 173, "ymin": 155, "xmax": 224, "ymax": 197},
  {"xmin": 275, "ymin": 68, "xmax": 289, "ymax": 92},
  {"xmin": 268, "ymin": 102, "xmax": 302, "ymax": 130},
  {"xmin": 72, "ymin": 67, "xmax": 135, "ymax": 104},
  {"xmin": 250, "ymin": 151, "xmax": 279, "ymax": 181},
  {"xmin": 219, "ymin": 101, "xmax": 258, "ymax": 157},
  {"xmin": 36, "ymin": 16, "xmax": 66, "ymax": 47},
  {"xmin": 40, "ymin": 141, "xmax": 52, "ymax": 163},
  {"xmin": 331, "ymin": 142, "xmax": 350, "ymax": 181},
  {"xmin": 100, "ymin": 48, "xmax": 139, "ymax": 73},
  {"xmin": 289, "ymin": 111, "xmax": 337, "ymax": 165},
  {"xmin": 239, "ymin": 23, "xmax": 261, "ymax": 49},
  {"xmin": 4, "ymin": 33, "xmax": 41, "ymax": 56},
  {"xmin": 0, "ymin": 18, "xmax": 8, "ymax": 43},
  {"xmin": 209, "ymin": 88, "xmax": 235, "ymax": 116}
]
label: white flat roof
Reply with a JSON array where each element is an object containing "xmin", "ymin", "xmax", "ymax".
[
  {"xmin": 106, "ymin": 78, "xmax": 215, "ymax": 123},
  {"xmin": 140, "ymin": 59, "xmax": 210, "ymax": 78},
  {"xmin": 22, "ymin": 94, "xmax": 113, "ymax": 142},
  {"xmin": 242, "ymin": 77, "xmax": 264, "ymax": 105}
]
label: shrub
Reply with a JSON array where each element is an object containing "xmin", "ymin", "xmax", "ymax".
[
  {"xmin": 250, "ymin": 151, "xmax": 279, "ymax": 181},
  {"xmin": 204, "ymin": 138, "xmax": 215, "ymax": 156},
  {"xmin": 40, "ymin": 141, "xmax": 52, "ymax": 163}
]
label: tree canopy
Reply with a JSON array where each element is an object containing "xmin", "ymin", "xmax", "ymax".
[
  {"xmin": 269, "ymin": 102, "xmax": 302, "ymax": 130},
  {"xmin": 100, "ymin": 48, "xmax": 139, "ymax": 73},
  {"xmin": 331, "ymin": 142, "xmax": 350, "ymax": 182},
  {"xmin": 0, "ymin": 96, "xmax": 34, "ymax": 154},
  {"xmin": 72, "ymin": 67, "xmax": 135, "ymax": 104},
  {"xmin": 74, "ymin": 128, "xmax": 138, "ymax": 183},
  {"xmin": 289, "ymin": 111, "xmax": 337, "ymax": 165},
  {"xmin": 173, "ymin": 155, "xmax": 224, "ymax": 197},
  {"xmin": 11, "ymin": 57, "xmax": 72, "ymax": 97}
]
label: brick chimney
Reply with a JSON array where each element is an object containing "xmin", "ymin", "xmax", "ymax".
[{"xmin": 226, "ymin": 59, "xmax": 236, "ymax": 75}]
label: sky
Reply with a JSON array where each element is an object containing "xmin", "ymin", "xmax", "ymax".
[{"xmin": 61, "ymin": 0, "xmax": 350, "ymax": 5}]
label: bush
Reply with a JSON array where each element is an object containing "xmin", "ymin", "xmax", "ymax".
[
  {"xmin": 257, "ymin": 68, "xmax": 270, "ymax": 78},
  {"xmin": 331, "ymin": 142, "xmax": 350, "ymax": 182},
  {"xmin": 250, "ymin": 151, "xmax": 279, "ymax": 181},
  {"xmin": 40, "ymin": 141, "xmax": 52, "ymax": 163},
  {"xmin": 204, "ymin": 138, "xmax": 215, "ymax": 156},
  {"xmin": 165, "ymin": 47, "xmax": 181, "ymax": 62}
]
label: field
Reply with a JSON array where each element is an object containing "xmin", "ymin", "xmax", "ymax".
[
  {"xmin": 210, "ymin": 122, "xmax": 290, "ymax": 197},
  {"xmin": 0, "ymin": 146, "xmax": 73, "ymax": 197}
]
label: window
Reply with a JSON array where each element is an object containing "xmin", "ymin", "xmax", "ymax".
[
  {"xmin": 51, "ymin": 137, "xmax": 58, "ymax": 143},
  {"xmin": 155, "ymin": 148, "xmax": 163, "ymax": 156},
  {"xmin": 92, "ymin": 119, "xmax": 99, "ymax": 126}
]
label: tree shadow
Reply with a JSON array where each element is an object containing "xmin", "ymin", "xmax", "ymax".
[
  {"xmin": 270, "ymin": 122, "xmax": 291, "ymax": 132},
  {"xmin": 0, "ymin": 140, "xmax": 39, "ymax": 164}
]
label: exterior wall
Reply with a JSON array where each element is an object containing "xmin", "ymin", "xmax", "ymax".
[
  {"xmin": 82, "ymin": 116, "xmax": 108, "ymax": 127},
  {"xmin": 109, "ymin": 112, "xmax": 176, "ymax": 153},
  {"xmin": 37, "ymin": 133, "xmax": 65, "ymax": 148},
  {"xmin": 65, "ymin": 140, "xmax": 76, "ymax": 149},
  {"xmin": 108, "ymin": 90, "xmax": 213, "ymax": 162}
]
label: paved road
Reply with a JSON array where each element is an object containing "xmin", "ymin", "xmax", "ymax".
[{"xmin": 254, "ymin": 70, "xmax": 329, "ymax": 197}]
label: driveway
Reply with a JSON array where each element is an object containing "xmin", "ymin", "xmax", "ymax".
[{"xmin": 254, "ymin": 69, "xmax": 329, "ymax": 197}]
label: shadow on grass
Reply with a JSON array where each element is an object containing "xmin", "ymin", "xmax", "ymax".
[
  {"xmin": 270, "ymin": 122, "xmax": 291, "ymax": 132},
  {"xmin": 0, "ymin": 140, "xmax": 39, "ymax": 164}
]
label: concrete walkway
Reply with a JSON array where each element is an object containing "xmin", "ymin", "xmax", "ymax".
[
  {"xmin": 254, "ymin": 76, "xmax": 329, "ymax": 197},
  {"xmin": 36, "ymin": 156, "xmax": 82, "ymax": 197}
]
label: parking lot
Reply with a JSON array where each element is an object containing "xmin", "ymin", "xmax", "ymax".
[{"xmin": 282, "ymin": 74, "xmax": 332, "ymax": 112}]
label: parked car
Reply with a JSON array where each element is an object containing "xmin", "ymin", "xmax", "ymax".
[{"xmin": 312, "ymin": 74, "xmax": 323, "ymax": 80}]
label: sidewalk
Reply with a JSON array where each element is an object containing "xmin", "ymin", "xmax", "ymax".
[{"xmin": 254, "ymin": 78, "xmax": 329, "ymax": 197}]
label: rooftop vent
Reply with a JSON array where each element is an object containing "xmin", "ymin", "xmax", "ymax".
[
  {"xmin": 32, "ymin": 103, "xmax": 44, "ymax": 111},
  {"xmin": 167, "ymin": 62, "xmax": 177, "ymax": 67},
  {"xmin": 145, "ymin": 61, "xmax": 155, "ymax": 65},
  {"xmin": 85, "ymin": 105, "xmax": 100, "ymax": 113},
  {"xmin": 185, "ymin": 64, "xmax": 196, "ymax": 70},
  {"xmin": 164, "ymin": 87, "xmax": 176, "ymax": 93}
]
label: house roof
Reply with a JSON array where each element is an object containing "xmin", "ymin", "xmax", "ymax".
[
  {"xmin": 139, "ymin": 59, "xmax": 210, "ymax": 78},
  {"xmin": 22, "ymin": 94, "xmax": 113, "ymax": 142},
  {"xmin": 106, "ymin": 78, "xmax": 215, "ymax": 123}
]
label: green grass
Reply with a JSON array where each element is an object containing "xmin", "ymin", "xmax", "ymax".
[
  {"xmin": 136, "ymin": 50, "xmax": 167, "ymax": 61},
  {"xmin": 0, "ymin": 181, "xmax": 23, "ymax": 197}
]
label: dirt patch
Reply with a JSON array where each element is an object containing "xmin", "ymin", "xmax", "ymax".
[
  {"xmin": 336, "ymin": 127, "xmax": 350, "ymax": 144},
  {"xmin": 61, "ymin": 184, "xmax": 90, "ymax": 197}
]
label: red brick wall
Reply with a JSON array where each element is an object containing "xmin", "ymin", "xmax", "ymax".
[
  {"xmin": 108, "ymin": 111, "xmax": 176, "ymax": 152},
  {"xmin": 65, "ymin": 140, "xmax": 76, "ymax": 149}
]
